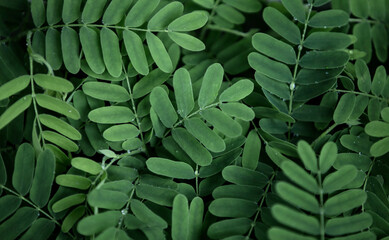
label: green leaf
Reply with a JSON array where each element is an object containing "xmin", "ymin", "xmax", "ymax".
[
  {"xmin": 80, "ymin": 27, "xmax": 105, "ymax": 74},
  {"xmin": 201, "ymin": 108, "xmax": 242, "ymax": 138},
  {"xmin": 0, "ymin": 95, "xmax": 31, "ymax": 130},
  {"xmin": 188, "ymin": 197, "xmax": 204, "ymax": 240},
  {"xmin": 263, "ymin": 7, "xmax": 301, "ymax": 44},
  {"xmin": 125, "ymin": 0, "xmax": 160, "ymax": 27},
  {"xmin": 271, "ymin": 204, "xmax": 320, "ymax": 235},
  {"xmin": 252, "ymin": 33, "xmax": 296, "ymax": 65},
  {"xmin": 71, "ymin": 157, "xmax": 101, "ymax": 175},
  {"xmin": 168, "ymin": 11, "xmax": 208, "ymax": 31},
  {"xmin": 130, "ymin": 199, "xmax": 168, "ymax": 228},
  {"xmin": 168, "ymin": 32, "xmax": 205, "ymax": 52},
  {"xmin": 172, "ymin": 194, "xmax": 189, "ymax": 240},
  {"xmin": 0, "ymin": 155, "xmax": 6, "ymax": 185},
  {"xmin": 370, "ymin": 136, "xmax": 389, "ymax": 157},
  {"xmin": 173, "ymin": 68, "xmax": 194, "ymax": 118},
  {"xmin": 100, "ymin": 27, "xmax": 123, "ymax": 78},
  {"xmin": 249, "ymin": 52, "xmax": 293, "ymax": 83},
  {"xmin": 45, "ymin": 28, "xmax": 63, "ymax": 70},
  {"xmin": 276, "ymin": 182, "xmax": 319, "ymax": 214},
  {"xmin": 319, "ymin": 142, "xmax": 337, "ymax": 174},
  {"xmin": 29, "ymin": 149, "xmax": 55, "ymax": 207},
  {"xmin": 365, "ymin": 121, "xmax": 389, "ymax": 137},
  {"xmin": 198, "ymin": 63, "xmax": 224, "ymax": 108},
  {"xmin": 132, "ymin": 69, "xmax": 170, "ymax": 99},
  {"xmin": 268, "ymin": 227, "xmax": 316, "ymax": 240},
  {"xmin": 52, "ymin": 193, "xmax": 86, "ymax": 213},
  {"xmin": 222, "ymin": 165, "xmax": 267, "ymax": 187},
  {"xmin": 102, "ymin": 0, "xmax": 132, "ymax": 25},
  {"xmin": 299, "ymin": 50, "xmax": 349, "ymax": 69},
  {"xmin": 353, "ymin": 22, "xmax": 372, "ymax": 63},
  {"xmin": 123, "ymin": 30, "xmax": 149, "ymax": 75},
  {"xmin": 322, "ymin": 165, "xmax": 358, "ymax": 193},
  {"xmin": 355, "ymin": 59, "xmax": 371, "ymax": 93},
  {"xmin": 81, "ymin": 0, "xmax": 107, "ymax": 23},
  {"xmin": 281, "ymin": 160, "xmax": 318, "ymax": 194},
  {"xmin": 281, "ymin": 0, "xmax": 306, "ymax": 23},
  {"xmin": 103, "ymin": 124, "xmax": 139, "ymax": 142},
  {"xmin": 325, "ymin": 212, "xmax": 372, "ymax": 236},
  {"xmin": 56, "ymin": 174, "xmax": 91, "ymax": 190},
  {"xmin": 20, "ymin": 218, "xmax": 55, "ymax": 240},
  {"xmin": 146, "ymin": 158, "xmax": 195, "ymax": 179},
  {"xmin": 372, "ymin": 23, "xmax": 388, "ymax": 62},
  {"xmin": 62, "ymin": 0, "xmax": 82, "ymax": 23},
  {"xmin": 150, "ymin": 86, "xmax": 178, "ymax": 128},
  {"xmin": 39, "ymin": 114, "xmax": 81, "ymax": 140},
  {"xmin": 77, "ymin": 211, "xmax": 122, "ymax": 236},
  {"xmin": 88, "ymin": 106, "xmax": 134, "ymax": 124},
  {"xmin": 350, "ymin": 0, "xmax": 368, "ymax": 18},
  {"xmin": 193, "ymin": 0, "xmax": 214, "ymax": 9},
  {"xmin": 297, "ymin": 141, "xmax": 318, "ymax": 173},
  {"xmin": 88, "ymin": 189, "xmax": 128, "ymax": 209},
  {"xmin": 215, "ymin": 4, "xmax": 245, "ymax": 25},
  {"xmin": 96, "ymin": 227, "xmax": 131, "ymax": 240},
  {"xmin": 242, "ymin": 130, "xmax": 261, "ymax": 170},
  {"xmin": 31, "ymin": 0, "xmax": 45, "ymax": 27},
  {"xmin": 184, "ymin": 118, "xmax": 226, "ymax": 153},
  {"xmin": 224, "ymin": 0, "xmax": 262, "ymax": 13},
  {"xmin": 172, "ymin": 128, "xmax": 212, "ymax": 166},
  {"xmin": 324, "ymin": 189, "xmax": 367, "ymax": 216},
  {"xmin": 308, "ymin": 10, "xmax": 349, "ymax": 28},
  {"xmin": 371, "ymin": 65, "xmax": 386, "ymax": 96},
  {"xmin": 254, "ymin": 72, "xmax": 290, "ymax": 99},
  {"xmin": 0, "ymin": 75, "xmax": 30, "ymax": 101},
  {"xmin": 146, "ymin": 32, "xmax": 173, "ymax": 73},
  {"xmin": 219, "ymin": 102, "xmax": 254, "ymax": 121},
  {"xmin": 34, "ymin": 74, "xmax": 73, "ymax": 93},
  {"xmin": 61, "ymin": 27, "xmax": 80, "ymax": 74},
  {"xmin": 148, "ymin": 2, "xmax": 184, "ymax": 30},
  {"xmin": 209, "ymin": 198, "xmax": 257, "ymax": 217},
  {"xmin": 42, "ymin": 130, "xmax": 78, "ymax": 151},
  {"xmin": 207, "ymin": 218, "xmax": 251, "ymax": 239},
  {"xmin": 0, "ymin": 207, "xmax": 38, "ymax": 240},
  {"xmin": 83, "ymin": 82, "xmax": 130, "ymax": 102},
  {"xmin": 333, "ymin": 93, "xmax": 356, "ymax": 124},
  {"xmin": 220, "ymin": 79, "xmax": 254, "ymax": 102},
  {"xmin": 46, "ymin": 0, "xmax": 63, "ymax": 25},
  {"xmin": 61, "ymin": 206, "xmax": 85, "ymax": 233},
  {"xmin": 12, "ymin": 143, "xmax": 35, "ymax": 196},
  {"xmin": 36, "ymin": 94, "xmax": 79, "ymax": 120},
  {"xmin": 304, "ymin": 32, "xmax": 357, "ymax": 50}
]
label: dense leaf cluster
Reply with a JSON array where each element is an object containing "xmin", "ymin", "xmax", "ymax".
[{"xmin": 0, "ymin": 0, "xmax": 388, "ymax": 239}]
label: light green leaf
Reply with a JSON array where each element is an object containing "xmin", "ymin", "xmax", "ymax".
[
  {"xmin": 370, "ymin": 136, "xmax": 389, "ymax": 157},
  {"xmin": 201, "ymin": 108, "xmax": 242, "ymax": 138},
  {"xmin": 83, "ymin": 82, "xmax": 130, "ymax": 102},
  {"xmin": 34, "ymin": 74, "xmax": 73, "ymax": 93},
  {"xmin": 0, "ymin": 95, "xmax": 32, "ymax": 130},
  {"xmin": 222, "ymin": 165, "xmax": 267, "ymax": 187},
  {"xmin": 88, "ymin": 189, "xmax": 128, "ymax": 209},
  {"xmin": 46, "ymin": 0, "xmax": 63, "ymax": 25},
  {"xmin": 219, "ymin": 79, "xmax": 254, "ymax": 102},
  {"xmin": 198, "ymin": 63, "xmax": 224, "ymax": 108},
  {"xmin": 148, "ymin": 2, "xmax": 184, "ymax": 30},
  {"xmin": 224, "ymin": 0, "xmax": 262, "ymax": 13},
  {"xmin": 381, "ymin": 107, "xmax": 389, "ymax": 122},
  {"xmin": 319, "ymin": 142, "xmax": 337, "ymax": 174},
  {"xmin": 299, "ymin": 50, "xmax": 349, "ymax": 69},
  {"xmin": 88, "ymin": 106, "xmax": 134, "ymax": 124},
  {"xmin": 146, "ymin": 32, "xmax": 173, "ymax": 73},
  {"xmin": 56, "ymin": 174, "xmax": 91, "ymax": 190},
  {"xmin": 103, "ymin": 124, "xmax": 139, "ymax": 142},
  {"xmin": 324, "ymin": 189, "xmax": 367, "ymax": 216},
  {"xmin": 31, "ymin": 0, "xmax": 45, "ymax": 27},
  {"xmin": 100, "ymin": 27, "xmax": 123, "ymax": 78},
  {"xmin": 29, "ymin": 149, "xmax": 55, "ymax": 207},
  {"xmin": 304, "ymin": 32, "xmax": 357, "ymax": 50},
  {"xmin": 102, "ymin": 0, "xmax": 132, "ymax": 25},
  {"xmin": 123, "ymin": 30, "xmax": 149, "ymax": 75},
  {"xmin": 39, "ymin": 114, "xmax": 81, "ymax": 140},
  {"xmin": 207, "ymin": 218, "xmax": 251, "ymax": 239},
  {"xmin": 45, "ymin": 28, "xmax": 63, "ymax": 70},
  {"xmin": 146, "ymin": 158, "xmax": 195, "ymax": 179},
  {"xmin": 188, "ymin": 197, "xmax": 204, "ymax": 240},
  {"xmin": 254, "ymin": 72, "xmax": 290, "ymax": 99},
  {"xmin": 281, "ymin": 160, "xmax": 318, "ymax": 194},
  {"xmin": 0, "ymin": 75, "xmax": 30, "ymax": 101},
  {"xmin": 42, "ymin": 130, "xmax": 78, "ymax": 152},
  {"xmin": 371, "ymin": 65, "xmax": 386, "ymax": 96},
  {"xmin": 172, "ymin": 128, "xmax": 212, "ymax": 166},
  {"xmin": 150, "ymin": 86, "xmax": 178, "ymax": 128},
  {"xmin": 12, "ymin": 143, "xmax": 35, "ymax": 196},
  {"xmin": 220, "ymin": 102, "xmax": 255, "ymax": 121},
  {"xmin": 268, "ymin": 227, "xmax": 316, "ymax": 240},
  {"xmin": 52, "ymin": 193, "xmax": 86, "ymax": 213},
  {"xmin": 172, "ymin": 194, "xmax": 189, "ymax": 240},
  {"xmin": 80, "ymin": 27, "xmax": 105, "ymax": 74},
  {"xmin": 168, "ymin": 11, "xmax": 208, "ymax": 31},
  {"xmin": 62, "ymin": 0, "xmax": 82, "ymax": 24},
  {"xmin": 263, "ymin": 7, "xmax": 301, "ymax": 44},
  {"xmin": 215, "ymin": 4, "xmax": 245, "ymax": 25},
  {"xmin": 61, "ymin": 27, "xmax": 80, "ymax": 74},
  {"xmin": 209, "ymin": 198, "xmax": 257, "ymax": 217},
  {"xmin": 333, "ymin": 93, "xmax": 356, "ymax": 124},
  {"xmin": 132, "ymin": 69, "xmax": 170, "ymax": 99},
  {"xmin": 131, "ymin": 199, "xmax": 168, "ymax": 228},
  {"xmin": 353, "ymin": 22, "xmax": 372, "ymax": 63},
  {"xmin": 281, "ymin": 0, "xmax": 306, "ymax": 23},
  {"xmin": 248, "ymin": 52, "xmax": 293, "ymax": 83},
  {"xmin": 184, "ymin": 118, "xmax": 225, "ymax": 153},
  {"xmin": 355, "ymin": 59, "xmax": 371, "ymax": 93},
  {"xmin": 81, "ymin": 0, "xmax": 107, "ymax": 23},
  {"xmin": 325, "ymin": 212, "xmax": 372, "ymax": 236},
  {"xmin": 297, "ymin": 141, "xmax": 318, "ymax": 173},
  {"xmin": 242, "ymin": 130, "xmax": 261, "ymax": 170},
  {"xmin": 71, "ymin": 157, "xmax": 101, "ymax": 175},
  {"xmin": 365, "ymin": 121, "xmax": 389, "ymax": 137},
  {"xmin": 35, "ymin": 94, "xmax": 80, "ymax": 119},
  {"xmin": 77, "ymin": 211, "xmax": 122, "ymax": 236},
  {"xmin": 308, "ymin": 9, "xmax": 349, "ymax": 28},
  {"xmin": 61, "ymin": 206, "xmax": 85, "ymax": 233},
  {"xmin": 125, "ymin": 0, "xmax": 160, "ymax": 27},
  {"xmin": 350, "ymin": 0, "xmax": 368, "ymax": 18},
  {"xmin": 173, "ymin": 68, "xmax": 194, "ymax": 118},
  {"xmin": 168, "ymin": 32, "xmax": 205, "ymax": 52},
  {"xmin": 322, "ymin": 165, "xmax": 358, "ymax": 193}
]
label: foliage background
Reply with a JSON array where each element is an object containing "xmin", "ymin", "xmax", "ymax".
[{"xmin": 0, "ymin": 0, "xmax": 389, "ymax": 239}]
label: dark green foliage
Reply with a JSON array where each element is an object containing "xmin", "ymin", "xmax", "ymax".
[{"xmin": 0, "ymin": 0, "xmax": 388, "ymax": 239}]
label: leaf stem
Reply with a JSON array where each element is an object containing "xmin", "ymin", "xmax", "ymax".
[
  {"xmin": 317, "ymin": 170, "xmax": 325, "ymax": 240},
  {"xmin": 329, "ymin": 89, "xmax": 389, "ymax": 103}
]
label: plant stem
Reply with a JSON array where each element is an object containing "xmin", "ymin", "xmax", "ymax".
[
  {"xmin": 287, "ymin": 4, "xmax": 314, "ymax": 139},
  {"xmin": 245, "ymin": 172, "xmax": 276, "ymax": 239},
  {"xmin": 317, "ymin": 171, "xmax": 325, "ymax": 240},
  {"xmin": 330, "ymin": 89, "xmax": 389, "ymax": 103}
]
